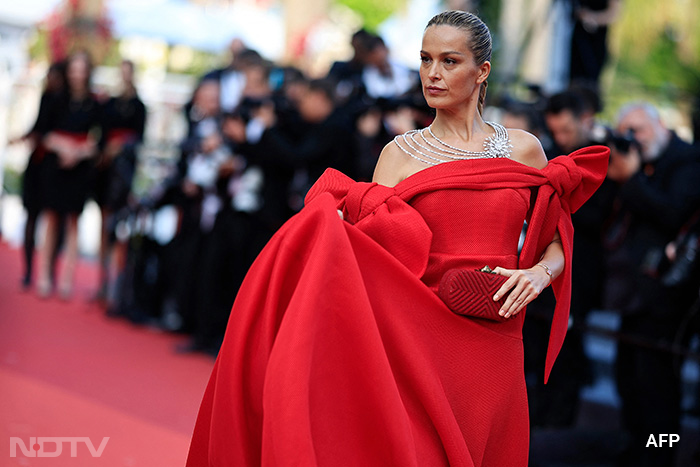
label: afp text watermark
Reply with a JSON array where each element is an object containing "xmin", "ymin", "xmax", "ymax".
[
  {"xmin": 646, "ymin": 434, "xmax": 680, "ymax": 448},
  {"xmin": 10, "ymin": 437, "xmax": 109, "ymax": 458}
]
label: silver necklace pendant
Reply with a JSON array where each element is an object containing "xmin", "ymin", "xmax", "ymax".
[{"xmin": 393, "ymin": 121, "xmax": 513, "ymax": 166}]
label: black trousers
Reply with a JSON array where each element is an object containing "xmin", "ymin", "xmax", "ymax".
[
  {"xmin": 614, "ymin": 314, "xmax": 682, "ymax": 467},
  {"xmin": 191, "ymin": 209, "xmax": 273, "ymax": 351}
]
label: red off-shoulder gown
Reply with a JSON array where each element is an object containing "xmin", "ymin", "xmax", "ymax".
[{"xmin": 186, "ymin": 146, "xmax": 609, "ymax": 466}]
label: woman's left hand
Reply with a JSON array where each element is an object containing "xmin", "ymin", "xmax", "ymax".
[{"xmin": 491, "ymin": 266, "xmax": 551, "ymax": 318}]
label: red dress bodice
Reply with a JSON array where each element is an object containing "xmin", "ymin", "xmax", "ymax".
[{"xmin": 414, "ymin": 187, "xmax": 530, "ymax": 292}]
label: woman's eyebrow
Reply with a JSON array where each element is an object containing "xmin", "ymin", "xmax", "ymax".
[{"xmin": 420, "ymin": 50, "xmax": 465, "ymax": 56}]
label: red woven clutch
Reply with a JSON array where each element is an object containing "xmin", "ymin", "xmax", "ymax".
[{"xmin": 438, "ymin": 268, "xmax": 509, "ymax": 321}]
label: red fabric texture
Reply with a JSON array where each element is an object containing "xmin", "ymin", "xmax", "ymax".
[
  {"xmin": 186, "ymin": 146, "xmax": 609, "ymax": 466},
  {"xmin": 105, "ymin": 128, "xmax": 139, "ymax": 146}
]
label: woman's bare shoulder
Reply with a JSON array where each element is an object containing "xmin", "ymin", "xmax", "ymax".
[
  {"xmin": 507, "ymin": 129, "xmax": 548, "ymax": 170},
  {"xmin": 372, "ymin": 139, "xmax": 418, "ymax": 187}
]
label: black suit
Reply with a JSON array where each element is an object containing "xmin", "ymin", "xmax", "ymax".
[
  {"xmin": 243, "ymin": 109, "xmax": 357, "ymax": 209},
  {"xmin": 524, "ymin": 143, "xmax": 617, "ymax": 429},
  {"xmin": 608, "ymin": 133, "xmax": 700, "ymax": 467}
]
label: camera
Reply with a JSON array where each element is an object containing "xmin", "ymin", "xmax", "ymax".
[
  {"xmin": 590, "ymin": 124, "xmax": 639, "ymax": 154},
  {"xmin": 226, "ymin": 96, "xmax": 273, "ymax": 123}
]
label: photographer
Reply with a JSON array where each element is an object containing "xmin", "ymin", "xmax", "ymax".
[
  {"xmin": 525, "ymin": 90, "xmax": 616, "ymax": 428},
  {"xmin": 232, "ymin": 78, "xmax": 357, "ymax": 207},
  {"xmin": 605, "ymin": 102, "xmax": 700, "ymax": 467},
  {"xmin": 353, "ymin": 91, "xmax": 432, "ymax": 182}
]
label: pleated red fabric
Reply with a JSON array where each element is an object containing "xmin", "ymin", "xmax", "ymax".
[{"xmin": 186, "ymin": 145, "xmax": 609, "ymax": 467}]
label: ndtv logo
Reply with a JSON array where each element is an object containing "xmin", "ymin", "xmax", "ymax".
[{"xmin": 9, "ymin": 437, "xmax": 110, "ymax": 457}]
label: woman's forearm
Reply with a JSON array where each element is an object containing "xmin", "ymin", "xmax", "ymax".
[
  {"xmin": 492, "ymin": 230, "xmax": 566, "ymax": 318},
  {"xmin": 534, "ymin": 231, "xmax": 564, "ymax": 284},
  {"xmin": 43, "ymin": 132, "xmax": 68, "ymax": 153}
]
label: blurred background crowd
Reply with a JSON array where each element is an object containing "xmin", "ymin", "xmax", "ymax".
[{"xmin": 1, "ymin": 0, "xmax": 700, "ymax": 465}]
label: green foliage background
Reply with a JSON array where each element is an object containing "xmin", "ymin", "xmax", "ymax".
[
  {"xmin": 335, "ymin": 0, "xmax": 407, "ymax": 32},
  {"xmin": 27, "ymin": 0, "xmax": 700, "ymax": 115},
  {"xmin": 603, "ymin": 0, "xmax": 700, "ymax": 117},
  {"xmin": 334, "ymin": 0, "xmax": 502, "ymax": 36}
]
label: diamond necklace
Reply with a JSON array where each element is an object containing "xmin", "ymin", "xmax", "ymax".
[{"xmin": 393, "ymin": 121, "xmax": 513, "ymax": 166}]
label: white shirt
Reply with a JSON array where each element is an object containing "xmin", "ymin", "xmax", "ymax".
[{"xmin": 362, "ymin": 62, "xmax": 417, "ymax": 99}]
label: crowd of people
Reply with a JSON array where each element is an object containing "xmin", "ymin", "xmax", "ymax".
[
  {"xmin": 12, "ymin": 52, "xmax": 145, "ymax": 302},
  {"xmin": 110, "ymin": 32, "xmax": 433, "ymax": 357},
  {"xmin": 12, "ymin": 19, "xmax": 700, "ymax": 466},
  {"xmin": 503, "ymin": 88, "xmax": 700, "ymax": 465}
]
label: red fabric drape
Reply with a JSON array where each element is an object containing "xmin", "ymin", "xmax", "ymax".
[{"xmin": 187, "ymin": 146, "xmax": 609, "ymax": 466}]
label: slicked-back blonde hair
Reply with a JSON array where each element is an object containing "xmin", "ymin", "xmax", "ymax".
[{"xmin": 426, "ymin": 10, "xmax": 492, "ymax": 115}]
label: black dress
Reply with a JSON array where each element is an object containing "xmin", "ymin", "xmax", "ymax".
[
  {"xmin": 95, "ymin": 94, "xmax": 146, "ymax": 210},
  {"xmin": 570, "ymin": 0, "xmax": 611, "ymax": 86},
  {"xmin": 38, "ymin": 92, "xmax": 101, "ymax": 215},
  {"xmin": 21, "ymin": 92, "xmax": 56, "ymax": 214}
]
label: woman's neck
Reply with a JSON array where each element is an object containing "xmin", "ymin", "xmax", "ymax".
[
  {"xmin": 71, "ymin": 87, "xmax": 89, "ymax": 100},
  {"xmin": 121, "ymin": 84, "xmax": 136, "ymax": 99},
  {"xmin": 431, "ymin": 107, "xmax": 490, "ymax": 142}
]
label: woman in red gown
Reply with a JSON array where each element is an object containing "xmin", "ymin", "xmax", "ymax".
[{"xmin": 187, "ymin": 11, "xmax": 609, "ymax": 466}]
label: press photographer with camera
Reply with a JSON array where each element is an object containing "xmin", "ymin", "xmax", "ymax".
[
  {"xmin": 523, "ymin": 90, "xmax": 616, "ymax": 429},
  {"xmin": 604, "ymin": 102, "xmax": 700, "ymax": 467}
]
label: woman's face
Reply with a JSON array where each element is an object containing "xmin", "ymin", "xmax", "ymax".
[
  {"xmin": 120, "ymin": 62, "xmax": 134, "ymax": 86},
  {"xmin": 194, "ymin": 81, "xmax": 220, "ymax": 117},
  {"xmin": 419, "ymin": 25, "xmax": 489, "ymax": 110},
  {"xmin": 67, "ymin": 55, "xmax": 90, "ymax": 92}
]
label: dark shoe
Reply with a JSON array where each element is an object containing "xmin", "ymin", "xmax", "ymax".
[
  {"xmin": 175, "ymin": 340, "xmax": 206, "ymax": 354},
  {"xmin": 175, "ymin": 339, "xmax": 219, "ymax": 358},
  {"xmin": 90, "ymin": 283, "xmax": 109, "ymax": 304}
]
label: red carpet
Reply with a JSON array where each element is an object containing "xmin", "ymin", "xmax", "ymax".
[{"xmin": 0, "ymin": 241, "xmax": 213, "ymax": 465}]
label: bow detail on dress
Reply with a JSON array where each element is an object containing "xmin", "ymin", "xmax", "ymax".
[
  {"xmin": 305, "ymin": 145, "xmax": 609, "ymax": 383},
  {"xmin": 521, "ymin": 145, "xmax": 609, "ymax": 382},
  {"xmin": 306, "ymin": 171, "xmax": 433, "ymax": 277},
  {"xmin": 541, "ymin": 145, "xmax": 610, "ymax": 213}
]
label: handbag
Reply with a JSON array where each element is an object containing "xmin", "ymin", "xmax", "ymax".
[{"xmin": 438, "ymin": 266, "xmax": 509, "ymax": 321}]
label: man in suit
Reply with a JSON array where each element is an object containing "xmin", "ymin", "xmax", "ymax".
[{"xmin": 606, "ymin": 102, "xmax": 700, "ymax": 467}]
